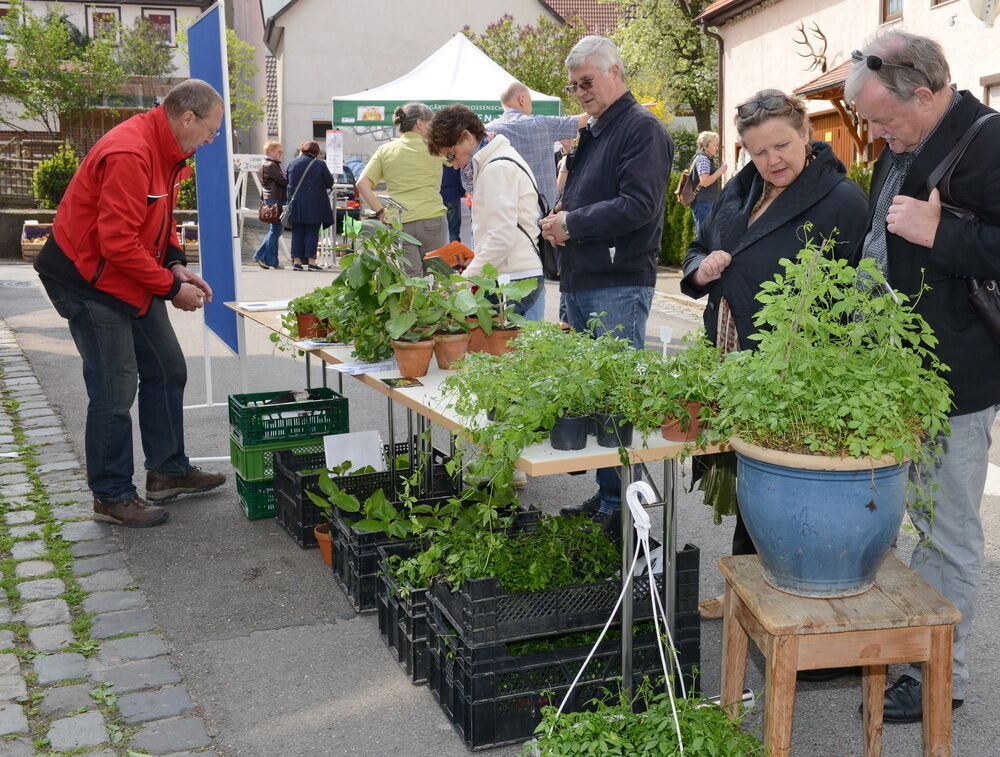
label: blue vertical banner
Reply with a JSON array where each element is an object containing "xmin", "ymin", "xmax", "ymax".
[{"xmin": 188, "ymin": 4, "xmax": 240, "ymax": 354}]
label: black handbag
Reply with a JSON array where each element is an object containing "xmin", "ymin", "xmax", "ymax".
[
  {"xmin": 925, "ymin": 112, "xmax": 1000, "ymax": 343},
  {"xmin": 488, "ymin": 156, "xmax": 561, "ymax": 281}
]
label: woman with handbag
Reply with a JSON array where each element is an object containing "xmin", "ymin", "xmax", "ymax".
[
  {"xmin": 286, "ymin": 140, "xmax": 334, "ymax": 271},
  {"xmin": 253, "ymin": 141, "xmax": 286, "ymax": 270}
]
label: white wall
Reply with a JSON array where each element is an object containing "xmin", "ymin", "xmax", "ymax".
[
  {"xmin": 270, "ymin": 0, "xmax": 560, "ymax": 160},
  {"xmin": 714, "ymin": 0, "xmax": 1000, "ymax": 164}
]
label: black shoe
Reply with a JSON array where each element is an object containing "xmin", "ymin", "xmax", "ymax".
[
  {"xmin": 307, "ymin": 263, "xmax": 324, "ymax": 271},
  {"xmin": 591, "ymin": 509, "xmax": 621, "ymax": 539},
  {"xmin": 560, "ymin": 493, "xmax": 601, "ymax": 518},
  {"xmin": 864, "ymin": 674, "xmax": 963, "ymax": 724},
  {"xmin": 797, "ymin": 666, "xmax": 861, "ymax": 683},
  {"xmin": 292, "ymin": 263, "xmax": 304, "ymax": 271},
  {"xmin": 255, "ymin": 259, "xmax": 269, "ymax": 270}
]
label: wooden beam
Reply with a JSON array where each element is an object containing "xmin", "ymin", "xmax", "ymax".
[{"xmin": 832, "ymin": 98, "xmax": 866, "ymax": 152}]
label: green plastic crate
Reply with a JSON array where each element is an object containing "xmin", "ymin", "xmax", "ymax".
[
  {"xmin": 230, "ymin": 436, "xmax": 325, "ymax": 482},
  {"xmin": 236, "ymin": 474, "xmax": 275, "ymax": 520},
  {"xmin": 228, "ymin": 388, "xmax": 348, "ymax": 446}
]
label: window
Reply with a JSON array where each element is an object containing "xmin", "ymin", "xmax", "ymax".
[
  {"xmin": 87, "ymin": 6, "xmax": 121, "ymax": 42},
  {"xmin": 312, "ymin": 121, "xmax": 332, "ymax": 140},
  {"xmin": 882, "ymin": 0, "xmax": 903, "ymax": 22},
  {"xmin": 141, "ymin": 7, "xmax": 176, "ymax": 47},
  {"xmin": 0, "ymin": 5, "xmax": 10, "ymax": 38},
  {"xmin": 982, "ymin": 75, "xmax": 1000, "ymax": 109}
]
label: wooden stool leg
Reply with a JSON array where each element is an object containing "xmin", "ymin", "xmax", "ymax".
[
  {"xmin": 721, "ymin": 582, "xmax": 749, "ymax": 718},
  {"xmin": 862, "ymin": 665, "xmax": 887, "ymax": 757},
  {"xmin": 922, "ymin": 625, "xmax": 953, "ymax": 757},
  {"xmin": 763, "ymin": 634, "xmax": 799, "ymax": 757}
]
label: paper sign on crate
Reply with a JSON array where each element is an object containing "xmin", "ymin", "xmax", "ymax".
[{"xmin": 324, "ymin": 430, "xmax": 385, "ymax": 472}]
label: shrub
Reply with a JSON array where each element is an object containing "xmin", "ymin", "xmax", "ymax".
[
  {"xmin": 176, "ymin": 160, "xmax": 197, "ymax": 209},
  {"xmin": 847, "ymin": 161, "xmax": 873, "ymax": 195},
  {"xmin": 660, "ymin": 172, "xmax": 696, "ymax": 267},
  {"xmin": 31, "ymin": 144, "xmax": 79, "ymax": 209},
  {"xmin": 669, "ymin": 127, "xmax": 698, "ymax": 171}
]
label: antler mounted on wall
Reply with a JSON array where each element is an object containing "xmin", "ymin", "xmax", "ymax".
[{"xmin": 793, "ymin": 22, "xmax": 828, "ymax": 73}]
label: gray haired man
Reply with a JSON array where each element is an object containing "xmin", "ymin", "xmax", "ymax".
[{"xmin": 847, "ymin": 30, "xmax": 1000, "ymax": 722}]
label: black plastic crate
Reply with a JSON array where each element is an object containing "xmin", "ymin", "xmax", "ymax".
[
  {"xmin": 228, "ymin": 388, "xmax": 348, "ymax": 446},
  {"xmin": 377, "ymin": 542, "xmax": 430, "ymax": 641},
  {"xmin": 430, "ymin": 543, "xmax": 700, "ymax": 647},
  {"xmin": 397, "ymin": 621, "xmax": 429, "ymax": 684},
  {"xmin": 274, "ymin": 490, "xmax": 320, "ymax": 548}
]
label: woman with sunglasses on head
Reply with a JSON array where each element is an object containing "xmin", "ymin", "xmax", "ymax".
[{"xmin": 680, "ymin": 90, "xmax": 868, "ymax": 631}]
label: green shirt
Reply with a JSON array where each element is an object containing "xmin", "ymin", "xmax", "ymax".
[{"xmin": 360, "ymin": 131, "xmax": 446, "ymax": 223}]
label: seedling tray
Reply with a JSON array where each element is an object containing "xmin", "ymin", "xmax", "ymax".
[{"xmin": 228, "ymin": 387, "xmax": 347, "ymax": 446}]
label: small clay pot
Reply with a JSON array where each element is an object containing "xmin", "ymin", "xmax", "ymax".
[
  {"xmin": 295, "ymin": 313, "xmax": 327, "ymax": 339},
  {"xmin": 433, "ymin": 332, "xmax": 472, "ymax": 370},
  {"xmin": 314, "ymin": 522, "xmax": 334, "ymax": 566},
  {"xmin": 661, "ymin": 401, "xmax": 708, "ymax": 442},
  {"xmin": 466, "ymin": 318, "xmax": 487, "ymax": 353},
  {"xmin": 392, "ymin": 339, "xmax": 435, "ymax": 378},
  {"xmin": 484, "ymin": 327, "xmax": 520, "ymax": 356}
]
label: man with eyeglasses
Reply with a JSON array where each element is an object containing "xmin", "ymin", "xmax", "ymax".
[
  {"xmin": 34, "ymin": 79, "xmax": 227, "ymax": 528},
  {"xmin": 846, "ymin": 30, "xmax": 1000, "ymax": 724},
  {"xmin": 541, "ymin": 35, "xmax": 673, "ymax": 531}
]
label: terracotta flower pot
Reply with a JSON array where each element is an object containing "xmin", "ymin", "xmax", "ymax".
[
  {"xmin": 314, "ymin": 522, "xmax": 333, "ymax": 566},
  {"xmin": 484, "ymin": 326, "xmax": 520, "ymax": 356},
  {"xmin": 392, "ymin": 339, "xmax": 435, "ymax": 378},
  {"xmin": 295, "ymin": 313, "xmax": 328, "ymax": 340},
  {"xmin": 466, "ymin": 318, "xmax": 487, "ymax": 353},
  {"xmin": 433, "ymin": 332, "xmax": 472, "ymax": 370},
  {"xmin": 661, "ymin": 401, "xmax": 708, "ymax": 442}
]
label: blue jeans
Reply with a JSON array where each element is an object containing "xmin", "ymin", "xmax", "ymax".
[
  {"xmin": 523, "ymin": 282, "xmax": 545, "ymax": 322},
  {"xmin": 444, "ymin": 197, "xmax": 462, "ymax": 242},
  {"xmin": 291, "ymin": 223, "xmax": 320, "ymax": 263},
  {"xmin": 253, "ymin": 201, "xmax": 283, "ymax": 267},
  {"xmin": 41, "ymin": 278, "xmax": 190, "ymax": 503},
  {"xmin": 691, "ymin": 201, "xmax": 713, "ymax": 237},
  {"xmin": 565, "ymin": 285, "xmax": 654, "ymax": 514}
]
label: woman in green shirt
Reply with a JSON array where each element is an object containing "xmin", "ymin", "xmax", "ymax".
[{"xmin": 356, "ymin": 102, "xmax": 447, "ymax": 275}]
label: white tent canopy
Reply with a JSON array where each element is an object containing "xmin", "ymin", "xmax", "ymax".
[{"xmin": 331, "ymin": 33, "xmax": 561, "ymax": 126}]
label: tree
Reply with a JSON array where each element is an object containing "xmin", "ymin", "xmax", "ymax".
[
  {"xmin": 117, "ymin": 17, "xmax": 176, "ymax": 102},
  {"xmin": 464, "ymin": 14, "xmax": 589, "ymax": 113},
  {"xmin": 0, "ymin": 0, "xmax": 124, "ymax": 135},
  {"xmin": 610, "ymin": 0, "xmax": 718, "ymax": 132}
]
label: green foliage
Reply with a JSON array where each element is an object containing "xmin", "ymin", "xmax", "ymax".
[
  {"xmin": 529, "ymin": 680, "xmax": 764, "ymax": 756},
  {"xmin": 31, "ymin": 144, "xmax": 79, "ymax": 209},
  {"xmin": 711, "ymin": 227, "xmax": 953, "ymax": 460},
  {"xmin": 176, "ymin": 161, "xmax": 197, "ymax": 210},
  {"xmin": 847, "ymin": 161, "xmax": 873, "ymax": 195},
  {"xmin": 0, "ymin": 0, "xmax": 125, "ymax": 135},
  {"xmin": 117, "ymin": 17, "xmax": 175, "ymax": 81},
  {"xmin": 464, "ymin": 14, "xmax": 588, "ymax": 114},
  {"xmin": 466, "ymin": 264, "xmax": 535, "ymax": 330},
  {"xmin": 669, "ymin": 129, "xmax": 698, "ymax": 171},
  {"xmin": 612, "ymin": 0, "xmax": 719, "ymax": 131},
  {"xmin": 660, "ymin": 172, "xmax": 696, "ymax": 266}
]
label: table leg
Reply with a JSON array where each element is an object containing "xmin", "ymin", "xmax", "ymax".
[
  {"xmin": 387, "ymin": 397, "xmax": 396, "ymax": 483},
  {"xmin": 862, "ymin": 665, "xmax": 886, "ymax": 757},
  {"xmin": 305, "ymin": 352, "xmax": 312, "ymax": 389},
  {"xmin": 236, "ymin": 312, "xmax": 248, "ymax": 393},
  {"xmin": 663, "ymin": 458, "xmax": 677, "ymax": 643},
  {"xmin": 721, "ymin": 582, "xmax": 749, "ymax": 719},
  {"xmin": 620, "ymin": 463, "xmax": 634, "ymax": 698},
  {"xmin": 922, "ymin": 625, "xmax": 953, "ymax": 757},
  {"xmin": 763, "ymin": 634, "xmax": 799, "ymax": 757}
]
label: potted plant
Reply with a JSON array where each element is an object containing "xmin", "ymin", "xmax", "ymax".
[
  {"xmin": 467, "ymin": 265, "xmax": 536, "ymax": 355},
  {"xmin": 710, "ymin": 232, "xmax": 952, "ymax": 597},
  {"xmin": 430, "ymin": 280, "xmax": 478, "ymax": 370},
  {"xmin": 660, "ymin": 332, "xmax": 723, "ymax": 442},
  {"xmin": 380, "ymin": 274, "xmax": 444, "ymax": 377},
  {"xmin": 285, "ymin": 290, "xmax": 330, "ymax": 340},
  {"xmin": 303, "ymin": 485, "xmax": 335, "ymax": 566}
]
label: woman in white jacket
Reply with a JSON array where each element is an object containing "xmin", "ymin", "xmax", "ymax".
[{"xmin": 426, "ymin": 104, "xmax": 543, "ymax": 318}]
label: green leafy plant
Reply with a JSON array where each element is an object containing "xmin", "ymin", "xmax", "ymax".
[
  {"xmin": 467, "ymin": 264, "xmax": 536, "ymax": 330},
  {"xmin": 31, "ymin": 144, "xmax": 79, "ymax": 209},
  {"xmin": 847, "ymin": 161, "xmax": 873, "ymax": 195},
  {"xmin": 380, "ymin": 274, "xmax": 445, "ymax": 343},
  {"xmin": 711, "ymin": 228, "xmax": 953, "ymax": 460}
]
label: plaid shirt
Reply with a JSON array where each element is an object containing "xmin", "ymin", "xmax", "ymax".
[{"xmin": 484, "ymin": 108, "xmax": 580, "ymax": 209}]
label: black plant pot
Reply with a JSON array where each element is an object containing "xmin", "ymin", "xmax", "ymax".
[
  {"xmin": 594, "ymin": 412, "xmax": 634, "ymax": 448},
  {"xmin": 550, "ymin": 415, "xmax": 590, "ymax": 451}
]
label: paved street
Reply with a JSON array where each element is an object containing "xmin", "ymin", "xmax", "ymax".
[{"xmin": 0, "ymin": 252, "xmax": 998, "ymax": 756}]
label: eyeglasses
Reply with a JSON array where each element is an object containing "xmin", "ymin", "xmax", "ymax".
[
  {"xmin": 564, "ymin": 77, "xmax": 596, "ymax": 94},
  {"xmin": 192, "ymin": 111, "xmax": 222, "ymax": 141},
  {"xmin": 736, "ymin": 94, "xmax": 789, "ymax": 119},
  {"xmin": 850, "ymin": 50, "xmax": 925, "ymax": 79},
  {"xmin": 445, "ymin": 149, "xmax": 456, "ymax": 163}
]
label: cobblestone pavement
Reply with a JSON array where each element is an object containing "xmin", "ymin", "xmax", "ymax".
[{"xmin": 0, "ymin": 323, "xmax": 217, "ymax": 756}]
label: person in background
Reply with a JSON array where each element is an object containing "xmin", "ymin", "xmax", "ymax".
[
  {"xmin": 33, "ymin": 79, "xmax": 227, "ymax": 528},
  {"xmin": 486, "ymin": 83, "xmax": 588, "ymax": 321},
  {"xmin": 689, "ymin": 131, "xmax": 727, "ymax": 236},
  {"xmin": 286, "ymin": 140, "xmax": 333, "ymax": 271},
  {"xmin": 252, "ymin": 141, "xmax": 286, "ymax": 269},
  {"xmin": 847, "ymin": 29, "xmax": 1000, "ymax": 723},
  {"xmin": 440, "ymin": 164, "xmax": 464, "ymax": 243},
  {"xmin": 357, "ymin": 103, "xmax": 447, "ymax": 275},
  {"xmin": 540, "ymin": 35, "xmax": 673, "ymax": 532},
  {"xmin": 681, "ymin": 90, "xmax": 868, "ymax": 629}
]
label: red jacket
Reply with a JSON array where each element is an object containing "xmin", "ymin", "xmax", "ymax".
[{"xmin": 37, "ymin": 106, "xmax": 192, "ymax": 315}]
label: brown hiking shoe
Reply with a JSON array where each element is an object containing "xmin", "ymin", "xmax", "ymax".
[
  {"xmin": 145, "ymin": 466, "xmax": 226, "ymax": 502},
  {"xmin": 93, "ymin": 495, "xmax": 169, "ymax": 528}
]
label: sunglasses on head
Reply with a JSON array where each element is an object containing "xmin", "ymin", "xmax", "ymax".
[
  {"xmin": 736, "ymin": 94, "xmax": 789, "ymax": 119},
  {"xmin": 850, "ymin": 50, "xmax": 925, "ymax": 78}
]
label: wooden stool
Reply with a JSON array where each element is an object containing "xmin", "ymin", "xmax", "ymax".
[{"xmin": 720, "ymin": 555, "xmax": 961, "ymax": 757}]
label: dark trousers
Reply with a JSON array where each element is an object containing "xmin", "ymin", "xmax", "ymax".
[
  {"xmin": 444, "ymin": 197, "xmax": 462, "ymax": 242},
  {"xmin": 291, "ymin": 223, "xmax": 320, "ymax": 262}
]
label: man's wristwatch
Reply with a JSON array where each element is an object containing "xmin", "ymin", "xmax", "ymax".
[{"xmin": 561, "ymin": 219, "xmax": 569, "ymax": 235}]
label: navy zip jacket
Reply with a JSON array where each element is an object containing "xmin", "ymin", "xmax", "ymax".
[{"xmin": 560, "ymin": 92, "xmax": 673, "ymax": 292}]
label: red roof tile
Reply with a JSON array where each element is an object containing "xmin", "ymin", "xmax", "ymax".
[
  {"xmin": 793, "ymin": 59, "xmax": 851, "ymax": 98},
  {"xmin": 543, "ymin": 0, "xmax": 625, "ymax": 35},
  {"xmin": 696, "ymin": 0, "xmax": 769, "ymax": 26}
]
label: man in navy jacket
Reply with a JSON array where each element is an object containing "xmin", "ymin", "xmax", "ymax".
[{"xmin": 541, "ymin": 35, "xmax": 673, "ymax": 526}]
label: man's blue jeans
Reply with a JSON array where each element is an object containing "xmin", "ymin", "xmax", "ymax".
[
  {"xmin": 564, "ymin": 285, "xmax": 653, "ymax": 514},
  {"xmin": 41, "ymin": 278, "xmax": 190, "ymax": 503}
]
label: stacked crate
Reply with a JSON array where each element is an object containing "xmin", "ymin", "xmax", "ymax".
[
  {"xmin": 426, "ymin": 544, "xmax": 701, "ymax": 750},
  {"xmin": 228, "ymin": 388, "xmax": 348, "ymax": 520}
]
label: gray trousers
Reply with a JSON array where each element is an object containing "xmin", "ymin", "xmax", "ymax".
[
  {"xmin": 400, "ymin": 216, "xmax": 448, "ymax": 277},
  {"xmin": 907, "ymin": 403, "xmax": 999, "ymax": 698}
]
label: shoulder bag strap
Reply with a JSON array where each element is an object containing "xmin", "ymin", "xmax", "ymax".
[
  {"xmin": 925, "ymin": 113, "xmax": 998, "ymax": 198},
  {"xmin": 486, "ymin": 156, "xmax": 547, "ymax": 252}
]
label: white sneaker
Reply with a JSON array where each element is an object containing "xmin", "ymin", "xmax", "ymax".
[{"xmin": 513, "ymin": 469, "xmax": 528, "ymax": 488}]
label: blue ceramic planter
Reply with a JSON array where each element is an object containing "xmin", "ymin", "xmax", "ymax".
[{"xmin": 733, "ymin": 439, "xmax": 908, "ymax": 597}]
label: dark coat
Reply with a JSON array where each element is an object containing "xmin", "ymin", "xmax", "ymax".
[
  {"xmin": 260, "ymin": 157, "xmax": 287, "ymax": 203},
  {"xmin": 286, "ymin": 154, "xmax": 334, "ymax": 226},
  {"xmin": 862, "ymin": 90, "xmax": 1000, "ymax": 415},
  {"xmin": 682, "ymin": 141, "xmax": 868, "ymax": 350}
]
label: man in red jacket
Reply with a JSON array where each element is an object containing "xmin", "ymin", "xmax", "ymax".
[{"xmin": 35, "ymin": 79, "xmax": 226, "ymax": 528}]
